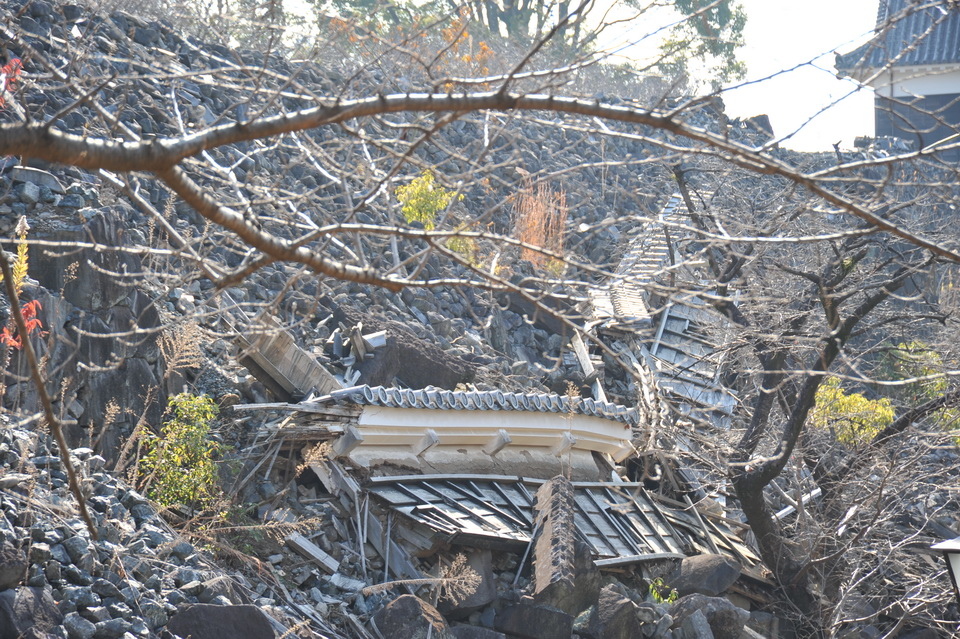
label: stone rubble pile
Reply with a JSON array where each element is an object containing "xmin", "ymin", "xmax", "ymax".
[{"xmin": 0, "ymin": 415, "xmax": 782, "ymax": 639}]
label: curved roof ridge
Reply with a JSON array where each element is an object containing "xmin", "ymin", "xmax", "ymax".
[{"xmin": 323, "ymin": 384, "xmax": 638, "ymax": 426}]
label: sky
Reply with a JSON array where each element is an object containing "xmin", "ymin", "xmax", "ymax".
[{"xmin": 720, "ymin": 0, "xmax": 880, "ymax": 151}]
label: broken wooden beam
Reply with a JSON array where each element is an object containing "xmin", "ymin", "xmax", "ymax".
[
  {"xmin": 570, "ymin": 331, "xmax": 608, "ymax": 403},
  {"xmin": 286, "ymin": 533, "xmax": 340, "ymax": 574}
]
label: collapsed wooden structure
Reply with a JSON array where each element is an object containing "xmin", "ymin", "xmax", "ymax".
[
  {"xmin": 237, "ymin": 380, "xmax": 770, "ymax": 603},
  {"xmin": 232, "ymin": 193, "xmax": 772, "ymax": 614}
]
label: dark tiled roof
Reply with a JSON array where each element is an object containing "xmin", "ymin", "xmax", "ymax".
[
  {"xmin": 321, "ymin": 384, "xmax": 638, "ymax": 426},
  {"xmin": 836, "ymin": 0, "xmax": 960, "ymax": 71}
]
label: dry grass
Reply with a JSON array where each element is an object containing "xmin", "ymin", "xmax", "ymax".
[
  {"xmin": 159, "ymin": 321, "xmax": 204, "ymax": 380},
  {"xmin": 512, "ymin": 181, "xmax": 567, "ymax": 270}
]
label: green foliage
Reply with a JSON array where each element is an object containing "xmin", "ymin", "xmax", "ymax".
[
  {"xmin": 140, "ymin": 393, "xmax": 223, "ymax": 509},
  {"xmin": 395, "ymin": 170, "xmax": 463, "ymax": 230},
  {"xmin": 810, "ymin": 378, "xmax": 894, "ymax": 446},
  {"xmin": 877, "ymin": 341, "xmax": 948, "ymax": 403},
  {"xmin": 649, "ymin": 577, "xmax": 678, "ymax": 604},
  {"xmin": 876, "ymin": 341, "xmax": 960, "ymax": 437},
  {"xmin": 446, "ymin": 235, "xmax": 478, "ymax": 264}
]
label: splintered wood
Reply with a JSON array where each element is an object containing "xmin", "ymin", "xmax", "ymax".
[{"xmin": 533, "ymin": 475, "xmax": 575, "ymax": 596}]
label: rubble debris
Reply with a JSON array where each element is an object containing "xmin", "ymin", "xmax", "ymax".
[{"xmin": 236, "ymin": 316, "xmax": 341, "ymax": 402}]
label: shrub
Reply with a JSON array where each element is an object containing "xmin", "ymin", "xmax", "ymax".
[
  {"xmin": 876, "ymin": 340, "xmax": 948, "ymax": 403},
  {"xmin": 395, "ymin": 170, "xmax": 462, "ymax": 230},
  {"xmin": 876, "ymin": 340, "xmax": 960, "ymax": 437},
  {"xmin": 810, "ymin": 377, "xmax": 894, "ymax": 446},
  {"xmin": 446, "ymin": 235, "xmax": 477, "ymax": 263},
  {"xmin": 140, "ymin": 393, "xmax": 223, "ymax": 509}
]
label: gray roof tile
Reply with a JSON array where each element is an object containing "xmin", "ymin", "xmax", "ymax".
[
  {"xmin": 837, "ymin": 1, "xmax": 960, "ymax": 71},
  {"xmin": 321, "ymin": 384, "xmax": 639, "ymax": 426}
]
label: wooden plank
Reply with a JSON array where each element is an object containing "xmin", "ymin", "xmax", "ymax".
[
  {"xmin": 570, "ymin": 331, "xmax": 609, "ymax": 403},
  {"xmin": 234, "ymin": 402, "xmax": 361, "ymax": 417},
  {"xmin": 286, "ymin": 532, "xmax": 340, "ymax": 574},
  {"xmin": 593, "ymin": 552, "xmax": 685, "ymax": 568},
  {"xmin": 364, "ymin": 508, "xmax": 423, "ymax": 580},
  {"xmin": 237, "ymin": 316, "xmax": 341, "ymax": 399}
]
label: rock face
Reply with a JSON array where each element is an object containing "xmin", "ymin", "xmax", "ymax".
[
  {"xmin": 8, "ymin": 209, "xmax": 165, "ymax": 464},
  {"xmin": 166, "ymin": 604, "xmax": 276, "ymax": 639},
  {"xmin": 666, "ymin": 554, "xmax": 741, "ymax": 598}
]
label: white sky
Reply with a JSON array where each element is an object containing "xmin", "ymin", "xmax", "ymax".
[{"xmin": 721, "ymin": 0, "xmax": 879, "ymax": 151}]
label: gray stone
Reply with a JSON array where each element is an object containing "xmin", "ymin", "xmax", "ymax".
[
  {"xmin": 168, "ymin": 541, "xmax": 194, "ymax": 561},
  {"xmin": 449, "ymin": 626, "xmax": 507, "ymax": 639},
  {"xmin": 63, "ymin": 586, "xmax": 101, "ymax": 608},
  {"xmin": 60, "ymin": 194, "xmax": 86, "ymax": 208},
  {"xmin": 666, "ymin": 555, "xmax": 741, "ymax": 598},
  {"xmin": 29, "ymin": 543, "xmax": 52, "ymax": 565},
  {"xmin": 45, "ymin": 561, "xmax": 62, "ymax": 584},
  {"xmin": 670, "ymin": 595, "xmax": 748, "ymax": 639},
  {"xmin": 64, "ymin": 612, "xmax": 97, "ymax": 639},
  {"xmin": 63, "ymin": 536, "xmax": 90, "ymax": 563},
  {"xmin": 91, "ymin": 579, "xmax": 122, "ymax": 599},
  {"xmin": 654, "ymin": 613, "xmax": 674, "ymax": 638},
  {"xmin": 439, "ymin": 549, "xmax": 497, "ymax": 619},
  {"xmin": 50, "ymin": 544, "xmax": 73, "ymax": 565},
  {"xmin": 19, "ymin": 181, "xmax": 40, "ymax": 204},
  {"xmin": 139, "ymin": 599, "xmax": 168, "ymax": 629},
  {"xmin": 0, "ymin": 586, "xmax": 63, "ymax": 639},
  {"xmin": 92, "ymin": 617, "xmax": 130, "ymax": 638},
  {"xmin": 372, "ymin": 595, "xmax": 451, "ymax": 639},
  {"xmin": 679, "ymin": 609, "xmax": 714, "ymax": 639},
  {"xmin": 586, "ymin": 585, "xmax": 642, "ymax": 639},
  {"xmin": 80, "ymin": 606, "xmax": 111, "ymax": 623},
  {"xmin": 495, "ymin": 600, "xmax": 573, "ymax": 639},
  {"xmin": 0, "ymin": 544, "xmax": 27, "ymax": 590},
  {"xmin": 636, "ymin": 602, "xmax": 665, "ymax": 625},
  {"xmin": 166, "ymin": 604, "xmax": 276, "ymax": 639}
]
